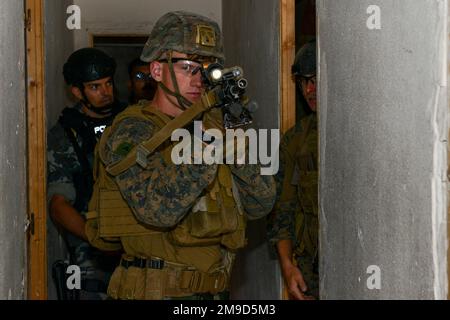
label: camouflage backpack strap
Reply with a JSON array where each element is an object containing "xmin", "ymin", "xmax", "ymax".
[
  {"xmin": 141, "ymin": 104, "xmax": 173, "ymax": 129},
  {"xmin": 106, "ymin": 90, "xmax": 219, "ymax": 177}
]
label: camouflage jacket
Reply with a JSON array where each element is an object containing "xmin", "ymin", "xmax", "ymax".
[
  {"xmin": 47, "ymin": 102, "xmax": 127, "ymax": 243},
  {"xmin": 267, "ymin": 113, "xmax": 318, "ymax": 256},
  {"xmin": 47, "ymin": 101, "xmax": 127, "ymax": 212},
  {"xmin": 102, "ymin": 108, "xmax": 277, "ymax": 229},
  {"xmin": 47, "ymin": 103, "xmax": 92, "ymax": 213}
]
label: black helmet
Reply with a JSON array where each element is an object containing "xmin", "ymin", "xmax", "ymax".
[
  {"xmin": 63, "ymin": 48, "xmax": 116, "ymax": 86},
  {"xmin": 292, "ymin": 40, "xmax": 316, "ymax": 78}
]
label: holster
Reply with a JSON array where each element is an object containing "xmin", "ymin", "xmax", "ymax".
[{"xmin": 51, "ymin": 260, "xmax": 79, "ymax": 300}]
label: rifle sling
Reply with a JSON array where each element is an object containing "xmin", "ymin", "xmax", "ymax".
[{"xmin": 106, "ymin": 90, "xmax": 218, "ymax": 176}]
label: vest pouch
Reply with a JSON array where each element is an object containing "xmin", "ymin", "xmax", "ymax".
[
  {"xmin": 168, "ymin": 219, "xmax": 222, "ymax": 247},
  {"xmin": 97, "ymin": 188, "xmax": 162, "ymax": 237},
  {"xmin": 188, "ymin": 193, "xmax": 221, "ymax": 237},
  {"xmin": 188, "ymin": 192, "xmax": 238, "ymax": 238},
  {"xmin": 144, "ymin": 268, "xmax": 164, "ymax": 300},
  {"xmin": 85, "ymin": 212, "xmax": 122, "ymax": 251},
  {"xmin": 107, "ymin": 265, "xmax": 126, "ymax": 299},
  {"xmin": 189, "ymin": 165, "xmax": 238, "ymax": 238},
  {"xmin": 220, "ymin": 211, "xmax": 247, "ymax": 250},
  {"xmin": 168, "ymin": 165, "xmax": 242, "ymax": 247},
  {"xmin": 118, "ymin": 266, "xmax": 145, "ymax": 300}
]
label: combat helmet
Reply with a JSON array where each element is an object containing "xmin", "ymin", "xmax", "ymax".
[
  {"xmin": 63, "ymin": 48, "xmax": 119, "ymax": 116},
  {"xmin": 141, "ymin": 11, "xmax": 224, "ymax": 110},
  {"xmin": 63, "ymin": 47, "xmax": 116, "ymax": 87},
  {"xmin": 141, "ymin": 11, "xmax": 224, "ymax": 63},
  {"xmin": 292, "ymin": 40, "xmax": 316, "ymax": 78}
]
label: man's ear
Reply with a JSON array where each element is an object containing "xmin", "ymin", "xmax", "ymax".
[
  {"xmin": 71, "ymin": 86, "xmax": 83, "ymax": 100},
  {"xmin": 150, "ymin": 61, "xmax": 162, "ymax": 82}
]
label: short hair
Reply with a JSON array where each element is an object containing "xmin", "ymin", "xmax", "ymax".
[{"xmin": 128, "ymin": 58, "xmax": 149, "ymax": 79}]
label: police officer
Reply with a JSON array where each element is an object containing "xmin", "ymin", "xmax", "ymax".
[
  {"xmin": 84, "ymin": 11, "xmax": 276, "ymax": 300},
  {"xmin": 268, "ymin": 40, "xmax": 318, "ymax": 300},
  {"xmin": 47, "ymin": 47, "xmax": 126, "ymax": 300}
]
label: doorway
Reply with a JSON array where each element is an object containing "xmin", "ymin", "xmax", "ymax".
[{"xmin": 91, "ymin": 35, "xmax": 148, "ymax": 103}]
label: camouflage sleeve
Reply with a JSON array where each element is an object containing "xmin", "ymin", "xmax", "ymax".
[
  {"xmin": 230, "ymin": 164, "xmax": 276, "ymax": 220},
  {"xmin": 46, "ymin": 124, "xmax": 78, "ymax": 206},
  {"xmin": 267, "ymin": 127, "xmax": 298, "ymax": 245},
  {"xmin": 104, "ymin": 117, "xmax": 218, "ymax": 228}
]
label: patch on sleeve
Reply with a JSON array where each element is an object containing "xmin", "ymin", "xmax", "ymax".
[{"xmin": 114, "ymin": 142, "xmax": 134, "ymax": 157}]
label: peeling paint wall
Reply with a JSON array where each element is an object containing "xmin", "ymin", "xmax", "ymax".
[
  {"xmin": 0, "ymin": 1, "xmax": 27, "ymax": 299},
  {"xmin": 318, "ymin": 0, "xmax": 448, "ymax": 299},
  {"xmin": 44, "ymin": 0, "xmax": 75, "ymax": 299}
]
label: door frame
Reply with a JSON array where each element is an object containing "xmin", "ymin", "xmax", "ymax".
[
  {"xmin": 280, "ymin": 0, "xmax": 296, "ymax": 134},
  {"xmin": 280, "ymin": 0, "xmax": 296, "ymax": 299},
  {"xmin": 26, "ymin": 0, "xmax": 47, "ymax": 300},
  {"xmin": 23, "ymin": 0, "xmax": 296, "ymax": 300}
]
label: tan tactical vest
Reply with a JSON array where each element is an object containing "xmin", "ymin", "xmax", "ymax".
[
  {"xmin": 85, "ymin": 101, "xmax": 247, "ymax": 266},
  {"xmin": 289, "ymin": 114, "xmax": 318, "ymax": 258}
]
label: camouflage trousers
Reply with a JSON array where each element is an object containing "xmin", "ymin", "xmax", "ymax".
[{"xmin": 295, "ymin": 253, "xmax": 319, "ymax": 299}]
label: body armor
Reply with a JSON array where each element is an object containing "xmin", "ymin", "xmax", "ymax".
[{"xmin": 85, "ymin": 102, "xmax": 246, "ymax": 298}]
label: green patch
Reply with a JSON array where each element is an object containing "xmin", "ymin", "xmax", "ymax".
[{"xmin": 114, "ymin": 142, "xmax": 134, "ymax": 156}]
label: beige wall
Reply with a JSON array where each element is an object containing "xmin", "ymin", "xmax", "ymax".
[{"xmin": 73, "ymin": 0, "xmax": 222, "ymax": 49}]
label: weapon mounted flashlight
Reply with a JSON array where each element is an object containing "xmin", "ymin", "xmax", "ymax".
[{"xmin": 201, "ymin": 63, "xmax": 254, "ymax": 129}]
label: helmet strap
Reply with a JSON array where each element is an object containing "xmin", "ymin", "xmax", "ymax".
[
  {"xmin": 158, "ymin": 81, "xmax": 193, "ymax": 110},
  {"xmin": 163, "ymin": 51, "xmax": 193, "ymax": 110}
]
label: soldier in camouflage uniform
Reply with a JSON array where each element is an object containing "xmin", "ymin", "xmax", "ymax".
[
  {"xmin": 85, "ymin": 11, "xmax": 276, "ymax": 300},
  {"xmin": 47, "ymin": 48, "xmax": 126, "ymax": 299},
  {"xmin": 268, "ymin": 40, "xmax": 318, "ymax": 300}
]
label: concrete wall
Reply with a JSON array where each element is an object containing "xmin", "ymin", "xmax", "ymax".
[
  {"xmin": 318, "ymin": 0, "xmax": 448, "ymax": 299},
  {"xmin": 44, "ymin": 0, "xmax": 75, "ymax": 299},
  {"xmin": 72, "ymin": 0, "xmax": 222, "ymax": 49},
  {"xmin": 223, "ymin": 0, "xmax": 281, "ymax": 299},
  {"xmin": 0, "ymin": 1, "xmax": 27, "ymax": 299},
  {"xmin": 45, "ymin": 0, "xmax": 75, "ymax": 136}
]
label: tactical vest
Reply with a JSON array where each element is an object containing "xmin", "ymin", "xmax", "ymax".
[
  {"xmin": 85, "ymin": 101, "xmax": 247, "ymax": 259},
  {"xmin": 58, "ymin": 102, "xmax": 127, "ymax": 213},
  {"xmin": 289, "ymin": 114, "xmax": 318, "ymax": 258}
]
